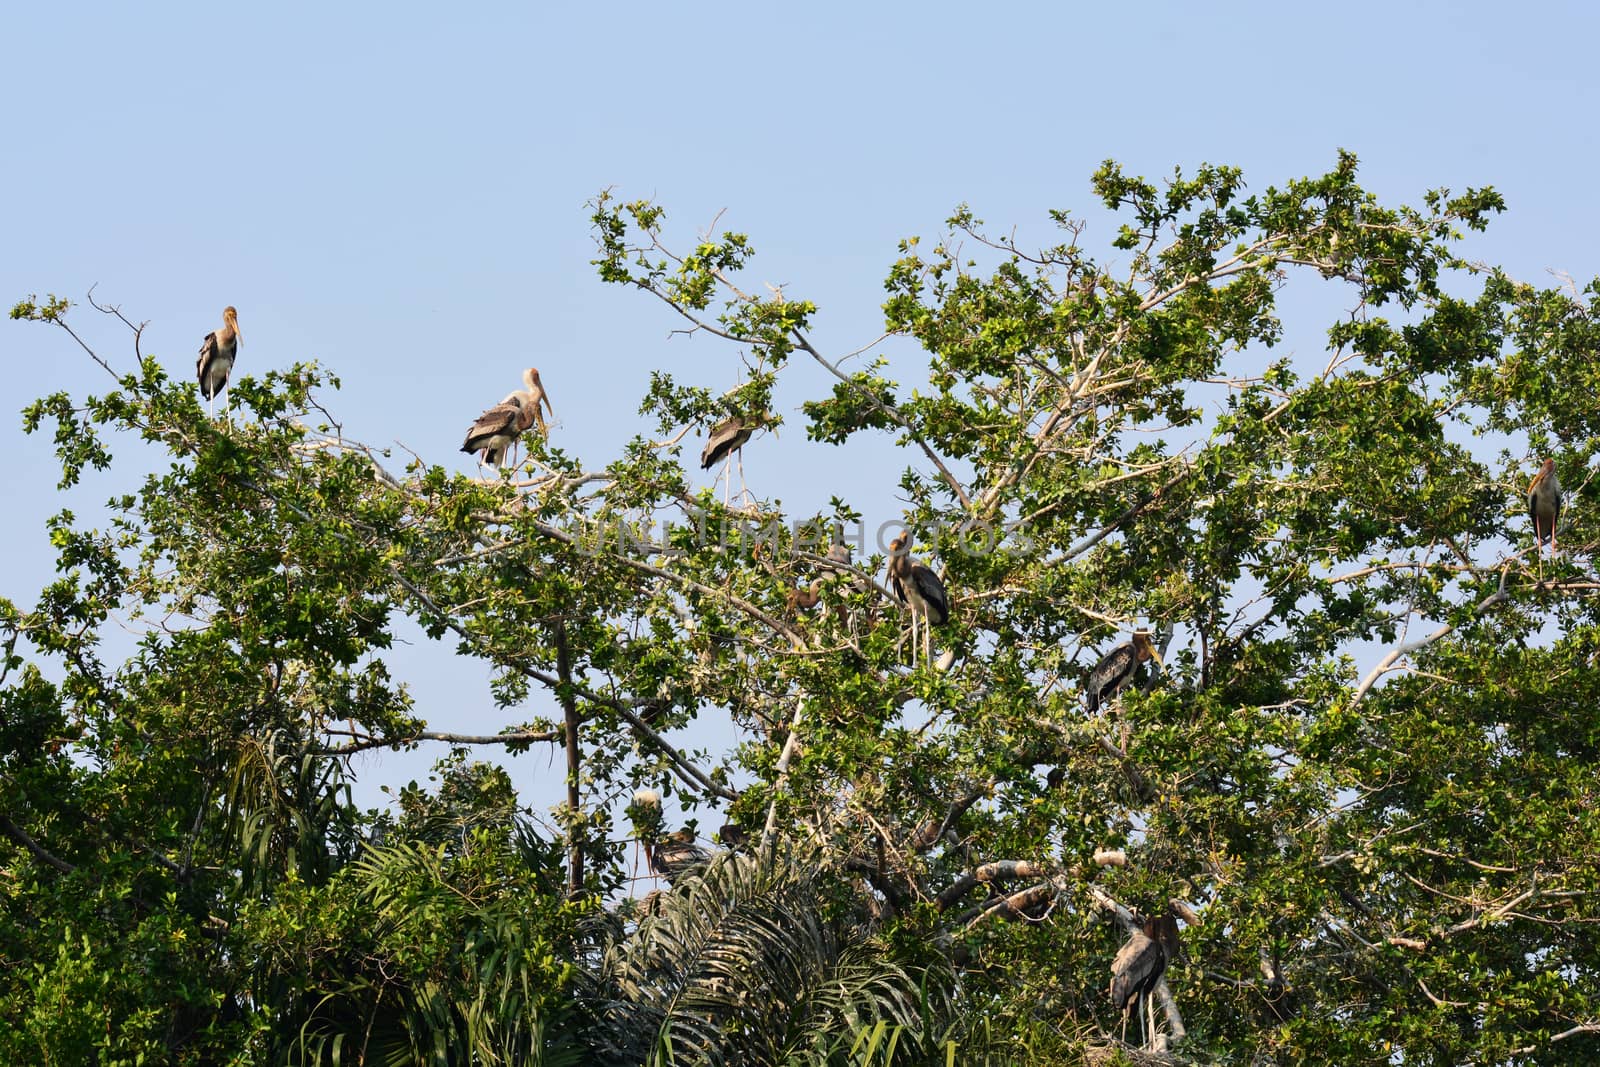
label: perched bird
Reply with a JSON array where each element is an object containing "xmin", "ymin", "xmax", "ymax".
[
  {"xmin": 1528, "ymin": 458, "xmax": 1561, "ymax": 577},
  {"xmin": 460, "ymin": 393, "xmax": 531, "ymax": 468},
  {"xmin": 701, "ymin": 414, "xmax": 763, "ymax": 505},
  {"xmin": 649, "ymin": 827, "xmax": 712, "ymax": 885},
  {"xmin": 629, "ymin": 790, "xmax": 714, "ymax": 885},
  {"xmin": 196, "ymin": 306, "xmax": 241, "ymax": 417},
  {"xmin": 460, "ymin": 368, "xmax": 549, "ymax": 468},
  {"xmin": 887, "ymin": 534, "xmax": 950, "ymax": 667},
  {"xmin": 824, "ymin": 538, "xmax": 867, "ymax": 632},
  {"xmin": 1086, "ymin": 629, "xmax": 1163, "ymax": 714},
  {"xmin": 1110, "ymin": 908, "xmax": 1181, "ymax": 1049},
  {"xmin": 787, "ymin": 578, "xmax": 824, "ymax": 613},
  {"xmin": 700, "ymin": 415, "xmax": 756, "ymax": 470}
]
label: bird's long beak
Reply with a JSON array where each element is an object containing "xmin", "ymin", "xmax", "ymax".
[{"xmin": 1148, "ymin": 646, "xmax": 1164, "ymax": 669}]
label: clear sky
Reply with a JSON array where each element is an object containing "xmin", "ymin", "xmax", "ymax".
[{"xmin": 4, "ymin": 2, "xmax": 1598, "ymax": 824}]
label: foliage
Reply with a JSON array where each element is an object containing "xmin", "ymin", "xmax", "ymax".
[{"xmin": 5, "ymin": 153, "xmax": 1600, "ymax": 1064}]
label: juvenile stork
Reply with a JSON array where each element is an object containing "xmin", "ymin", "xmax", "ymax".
[
  {"xmin": 701, "ymin": 415, "xmax": 760, "ymax": 505},
  {"xmin": 649, "ymin": 827, "xmax": 713, "ymax": 885},
  {"xmin": 461, "ymin": 389, "xmax": 532, "ymax": 469},
  {"xmin": 196, "ymin": 306, "xmax": 241, "ymax": 418},
  {"xmin": 1086, "ymin": 629, "xmax": 1163, "ymax": 714},
  {"xmin": 887, "ymin": 534, "xmax": 950, "ymax": 667},
  {"xmin": 1110, "ymin": 908, "xmax": 1181, "ymax": 1049},
  {"xmin": 1528, "ymin": 458, "xmax": 1561, "ymax": 578},
  {"xmin": 787, "ymin": 578, "xmax": 824, "ymax": 614}
]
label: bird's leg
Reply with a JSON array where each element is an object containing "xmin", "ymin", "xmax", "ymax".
[
  {"xmin": 1145, "ymin": 991, "xmax": 1156, "ymax": 1050},
  {"xmin": 736, "ymin": 447, "xmax": 749, "ymax": 504}
]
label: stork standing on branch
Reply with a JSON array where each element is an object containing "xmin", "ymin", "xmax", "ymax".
[
  {"xmin": 1529, "ymin": 457, "xmax": 1561, "ymax": 579},
  {"xmin": 887, "ymin": 533, "xmax": 949, "ymax": 668},
  {"xmin": 460, "ymin": 368, "xmax": 550, "ymax": 470},
  {"xmin": 649, "ymin": 827, "xmax": 712, "ymax": 885},
  {"xmin": 1110, "ymin": 908, "xmax": 1181, "ymax": 1050},
  {"xmin": 701, "ymin": 414, "xmax": 761, "ymax": 506},
  {"xmin": 628, "ymin": 789, "xmax": 712, "ymax": 886},
  {"xmin": 1086, "ymin": 629, "xmax": 1163, "ymax": 714},
  {"xmin": 196, "ymin": 306, "xmax": 240, "ymax": 418}
]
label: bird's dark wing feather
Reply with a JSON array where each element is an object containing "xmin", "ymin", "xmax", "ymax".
[
  {"xmin": 196, "ymin": 332, "xmax": 235, "ymax": 398},
  {"xmin": 912, "ymin": 565, "xmax": 950, "ymax": 625},
  {"xmin": 1087, "ymin": 643, "xmax": 1136, "ymax": 712},
  {"xmin": 701, "ymin": 418, "xmax": 754, "ymax": 468},
  {"xmin": 460, "ymin": 397, "xmax": 524, "ymax": 454},
  {"xmin": 651, "ymin": 839, "xmax": 712, "ymax": 883},
  {"xmin": 1109, "ymin": 930, "xmax": 1163, "ymax": 1011}
]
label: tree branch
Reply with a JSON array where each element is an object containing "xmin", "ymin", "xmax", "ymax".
[{"xmin": 0, "ymin": 811, "xmax": 75, "ymax": 875}]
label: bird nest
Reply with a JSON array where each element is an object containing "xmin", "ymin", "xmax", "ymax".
[{"xmin": 1083, "ymin": 1039, "xmax": 1189, "ymax": 1067}]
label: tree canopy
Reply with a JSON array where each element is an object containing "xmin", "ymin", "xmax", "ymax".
[{"xmin": 5, "ymin": 152, "xmax": 1600, "ymax": 1065}]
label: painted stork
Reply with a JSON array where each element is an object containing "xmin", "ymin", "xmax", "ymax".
[
  {"xmin": 1528, "ymin": 458, "xmax": 1561, "ymax": 578},
  {"xmin": 1086, "ymin": 629, "xmax": 1163, "ymax": 714},
  {"xmin": 1110, "ymin": 908, "xmax": 1181, "ymax": 1049},
  {"xmin": 649, "ymin": 827, "xmax": 712, "ymax": 885},
  {"xmin": 787, "ymin": 578, "xmax": 824, "ymax": 613},
  {"xmin": 460, "ymin": 368, "xmax": 549, "ymax": 469},
  {"xmin": 196, "ymin": 306, "xmax": 240, "ymax": 418},
  {"xmin": 887, "ymin": 534, "xmax": 950, "ymax": 667},
  {"xmin": 701, "ymin": 414, "xmax": 761, "ymax": 505},
  {"xmin": 460, "ymin": 393, "xmax": 531, "ymax": 468},
  {"xmin": 629, "ymin": 789, "xmax": 713, "ymax": 885}
]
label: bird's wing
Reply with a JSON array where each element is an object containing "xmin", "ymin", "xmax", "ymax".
[
  {"xmin": 461, "ymin": 397, "xmax": 524, "ymax": 452},
  {"xmin": 653, "ymin": 840, "xmax": 712, "ymax": 881},
  {"xmin": 1088, "ymin": 644, "xmax": 1136, "ymax": 700},
  {"xmin": 700, "ymin": 417, "xmax": 753, "ymax": 468},
  {"xmin": 197, "ymin": 331, "xmax": 218, "ymax": 372},
  {"xmin": 913, "ymin": 566, "xmax": 950, "ymax": 624},
  {"xmin": 1109, "ymin": 931, "xmax": 1159, "ymax": 1010}
]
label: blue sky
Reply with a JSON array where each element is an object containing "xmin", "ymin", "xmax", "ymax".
[{"xmin": 4, "ymin": 3, "xmax": 1597, "ymax": 825}]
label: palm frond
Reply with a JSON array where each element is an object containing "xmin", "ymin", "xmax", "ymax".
[{"xmin": 585, "ymin": 849, "xmax": 928, "ymax": 1067}]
